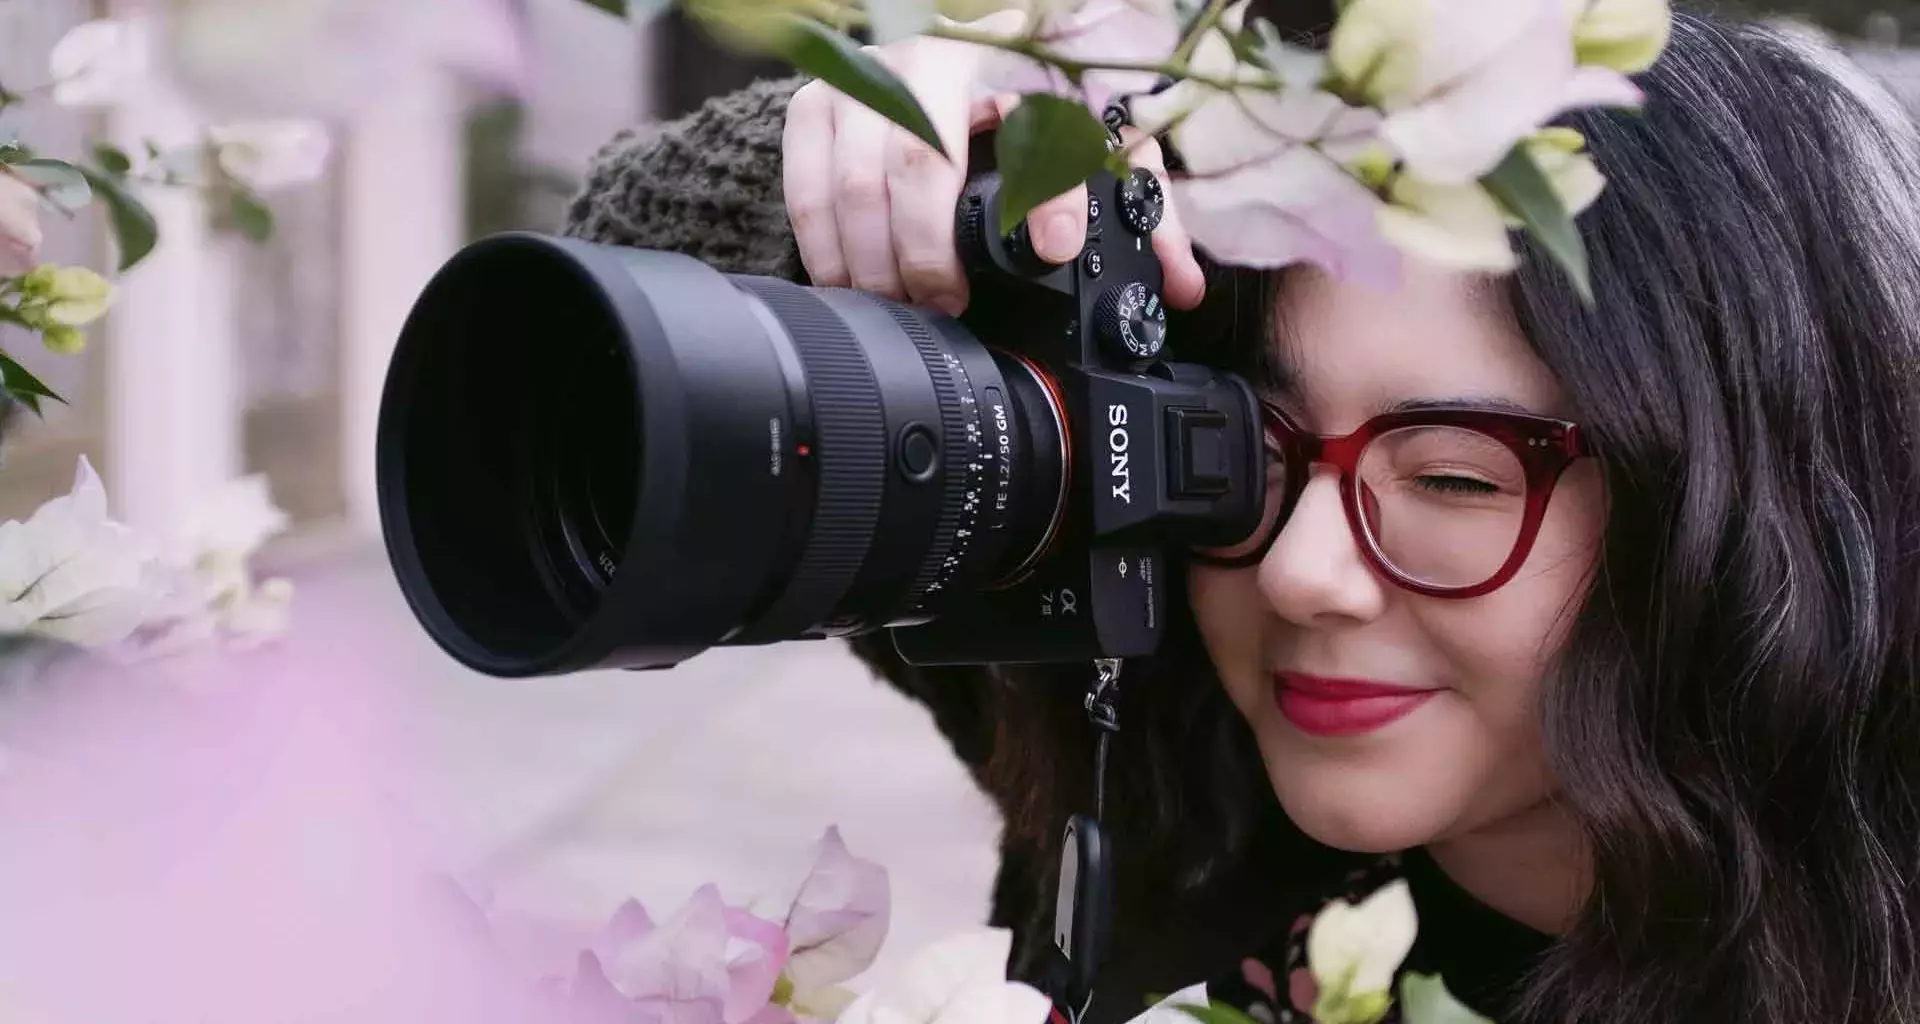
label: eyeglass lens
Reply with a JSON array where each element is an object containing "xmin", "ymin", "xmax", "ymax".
[{"xmin": 1191, "ymin": 424, "xmax": 1529, "ymax": 591}]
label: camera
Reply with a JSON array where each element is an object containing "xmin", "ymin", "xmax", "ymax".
[{"xmin": 374, "ymin": 132, "xmax": 1269, "ymax": 678}]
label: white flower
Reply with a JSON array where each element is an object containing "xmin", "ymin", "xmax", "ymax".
[
  {"xmin": 1566, "ymin": 0, "xmax": 1672, "ymax": 74},
  {"xmin": 0, "ymin": 171, "xmax": 44, "ymax": 278},
  {"xmin": 1329, "ymin": 0, "xmax": 1643, "ymax": 184},
  {"xmin": 835, "ymin": 929, "xmax": 1051, "ymax": 1024},
  {"xmin": 1375, "ymin": 175, "xmax": 1518, "ymax": 274},
  {"xmin": 162, "ymin": 0, "xmax": 527, "ymax": 119},
  {"xmin": 1524, "ymin": 126, "xmax": 1607, "ymax": 216},
  {"xmin": 18, "ymin": 266, "xmax": 114, "ymax": 327},
  {"xmin": 1306, "ymin": 879, "xmax": 1419, "ymax": 1019},
  {"xmin": 177, "ymin": 474, "xmax": 289, "ymax": 566},
  {"xmin": 162, "ymin": 475, "xmax": 293, "ymax": 646},
  {"xmin": 48, "ymin": 18, "xmax": 151, "ymax": 109},
  {"xmin": 207, "ymin": 120, "xmax": 333, "ymax": 192},
  {"xmin": 1132, "ymin": 982, "xmax": 1211, "ymax": 1023},
  {"xmin": 0, "ymin": 457, "xmax": 159, "ymax": 647}
]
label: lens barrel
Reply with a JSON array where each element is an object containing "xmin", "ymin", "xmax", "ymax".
[{"xmin": 376, "ymin": 233, "xmax": 1066, "ymax": 677}]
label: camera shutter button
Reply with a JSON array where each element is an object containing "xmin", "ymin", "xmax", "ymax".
[{"xmin": 1094, "ymin": 282, "xmax": 1167, "ymax": 363}]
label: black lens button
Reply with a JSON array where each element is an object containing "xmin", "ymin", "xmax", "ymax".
[
  {"xmin": 1167, "ymin": 407, "xmax": 1230, "ymax": 499},
  {"xmin": 899, "ymin": 423, "xmax": 940, "ymax": 483}
]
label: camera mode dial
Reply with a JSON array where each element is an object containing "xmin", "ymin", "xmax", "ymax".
[
  {"xmin": 1094, "ymin": 281, "xmax": 1167, "ymax": 364},
  {"xmin": 1116, "ymin": 168, "xmax": 1165, "ymax": 236}
]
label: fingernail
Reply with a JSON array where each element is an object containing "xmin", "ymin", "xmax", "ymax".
[{"xmin": 928, "ymin": 292, "xmax": 966, "ymax": 317}]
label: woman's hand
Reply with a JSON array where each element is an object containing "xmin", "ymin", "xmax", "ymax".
[{"xmin": 781, "ymin": 25, "xmax": 1207, "ymax": 318}]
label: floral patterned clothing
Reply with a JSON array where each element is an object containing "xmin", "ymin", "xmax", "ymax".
[{"xmin": 1155, "ymin": 848, "xmax": 1553, "ymax": 1024}]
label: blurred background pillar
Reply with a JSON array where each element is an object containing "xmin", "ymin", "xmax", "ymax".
[
  {"xmin": 103, "ymin": 0, "xmax": 241, "ymax": 539},
  {"xmin": 339, "ymin": 65, "xmax": 468, "ymax": 539}
]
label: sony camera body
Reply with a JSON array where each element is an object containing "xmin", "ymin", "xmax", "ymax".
[{"xmin": 885, "ymin": 147, "xmax": 1266, "ymax": 665}]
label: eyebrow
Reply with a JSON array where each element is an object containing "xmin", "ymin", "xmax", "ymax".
[{"xmin": 1263, "ymin": 372, "xmax": 1546, "ymax": 418}]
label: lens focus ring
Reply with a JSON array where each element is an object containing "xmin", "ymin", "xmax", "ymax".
[{"xmin": 732, "ymin": 277, "xmax": 885, "ymax": 636}]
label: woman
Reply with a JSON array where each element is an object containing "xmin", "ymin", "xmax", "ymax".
[{"xmin": 566, "ymin": 6, "xmax": 1920, "ymax": 1022}]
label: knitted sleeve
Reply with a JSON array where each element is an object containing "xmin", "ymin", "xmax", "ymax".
[{"xmin": 562, "ymin": 74, "xmax": 810, "ymax": 280}]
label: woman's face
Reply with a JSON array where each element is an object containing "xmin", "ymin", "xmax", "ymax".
[{"xmin": 1189, "ymin": 262, "xmax": 1605, "ymax": 855}]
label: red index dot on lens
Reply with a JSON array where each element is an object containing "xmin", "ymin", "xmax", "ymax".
[{"xmin": 797, "ymin": 444, "xmax": 812, "ymax": 457}]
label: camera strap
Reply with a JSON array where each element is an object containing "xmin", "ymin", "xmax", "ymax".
[{"xmin": 1044, "ymin": 657, "xmax": 1123, "ymax": 1024}]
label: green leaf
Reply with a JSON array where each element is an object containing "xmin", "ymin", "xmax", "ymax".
[
  {"xmin": 763, "ymin": 17, "xmax": 946, "ymax": 158},
  {"xmin": 0, "ymin": 141, "xmax": 27, "ymax": 165},
  {"xmin": 226, "ymin": 189, "xmax": 275, "ymax": 243},
  {"xmin": 1173, "ymin": 1004, "xmax": 1268, "ymax": 1024},
  {"xmin": 1399, "ymin": 974, "xmax": 1497, "ymax": 1024},
  {"xmin": 1481, "ymin": 146, "xmax": 1592, "ymax": 303},
  {"xmin": 577, "ymin": 0, "xmax": 624, "ymax": 12},
  {"xmin": 11, "ymin": 158, "xmax": 93, "ymax": 212},
  {"xmin": 0, "ymin": 351, "xmax": 66, "ymax": 417},
  {"xmin": 994, "ymin": 94, "xmax": 1111, "ymax": 235},
  {"xmin": 92, "ymin": 143, "xmax": 133, "ymax": 177},
  {"xmin": 78, "ymin": 168, "xmax": 159, "ymax": 272}
]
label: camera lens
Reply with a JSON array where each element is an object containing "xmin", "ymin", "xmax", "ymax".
[{"xmin": 376, "ymin": 233, "xmax": 1067, "ymax": 677}]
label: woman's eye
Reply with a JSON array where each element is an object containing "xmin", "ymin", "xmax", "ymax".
[{"xmin": 1412, "ymin": 473, "xmax": 1500, "ymax": 495}]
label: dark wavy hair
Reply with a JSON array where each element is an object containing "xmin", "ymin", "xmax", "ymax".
[{"xmin": 860, "ymin": 8, "xmax": 1920, "ymax": 1023}]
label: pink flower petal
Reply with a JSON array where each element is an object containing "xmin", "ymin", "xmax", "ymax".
[
  {"xmin": 603, "ymin": 886, "xmax": 732, "ymax": 1009},
  {"xmin": 1172, "ymin": 150, "xmax": 1403, "ymax": 289},
  {"xmin": 1288, "ymin": 968, "xmax": 1319, "ymax": 1014},
  {"xmin": 1241, "ymin": 958, "xmax": 1279, "ymax": 1003},
  {"xmin": 972, "ymin": 0, "xmax": 1177, "ymax": 113},
  {"xmin": 0, "ymin": 170, "xmax": 45, "ymax": 276},
  {"xmin": 721, "ymin": 908, "xmax": 792, "ymax": 1023},
  {"xmin": 603, "ymin": 899, "xmax": 658, "ymax": 952},
  {"xmin": 781, "ymin": 827, "xmax": 891, "ymax": 992}
]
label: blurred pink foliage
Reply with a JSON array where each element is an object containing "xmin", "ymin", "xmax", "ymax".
[
  {"xmin": 0, "ymin": 634, "xmax": 567, "ymax": 1023},
  {"xmin": 0, "ymin": 590, "xmax": 892, "ymax": 1024}
]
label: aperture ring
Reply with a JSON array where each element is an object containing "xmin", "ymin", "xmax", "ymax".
[{"xmin": 875, "ymin": 303, "xmax": 976, "ymax": 612}]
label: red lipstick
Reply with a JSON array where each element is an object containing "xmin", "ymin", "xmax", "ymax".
[{"xmin": 1274, "ymin": 672, "xmax": 1440, "ymax": 738}]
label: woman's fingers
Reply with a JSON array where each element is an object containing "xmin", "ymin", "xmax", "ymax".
[
  {"xmin": 885, "ymin": 40, "xmax": 979, "ymax": 315},
  {"xmin": 1027, "ymin": 182, "xmax": 1090, "ymax": 266},
  {"xmin": 830, "ymin": 89, "xmax": 906, "ymax": 298},
  {"xmin": 782, "ymin": 80, "xmax": 849, "ymax": 288},
  {"xmin": 1118, "ymin": 126, "xmax": 1207, "ymax": 310}
]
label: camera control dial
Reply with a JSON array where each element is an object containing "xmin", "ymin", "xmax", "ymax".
[
  {"xmin": 1116, "ymin": 168, "xmax": 1165, "ymax": 236},
  {"xmin": 1094, "ymin": 281, "xmax": 1167, "ymax": 363}
]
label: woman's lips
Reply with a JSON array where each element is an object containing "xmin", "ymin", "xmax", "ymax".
[{"xmin": 1273, "ymin": 672, "xmax": 1440, "ymax": 738}]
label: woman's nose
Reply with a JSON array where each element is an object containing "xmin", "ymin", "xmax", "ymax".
[{"xmin": 1258, "ymin": 468, "xmax": 1387, "ymax": 627}]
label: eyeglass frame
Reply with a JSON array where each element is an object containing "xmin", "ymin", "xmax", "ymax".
[{"xmin": 1188, "ymin": 400, "xmax": 1596, "ymax": 599}]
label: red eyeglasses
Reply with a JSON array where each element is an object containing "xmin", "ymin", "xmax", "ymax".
[{"xmin": 1188, "ymin": 401, "xmax": 1594, "ymax": 599}]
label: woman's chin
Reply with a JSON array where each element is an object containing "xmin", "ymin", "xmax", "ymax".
[{"xmin": 1264, "ymin": 759, "xmax": 1448, "ymax": 855}]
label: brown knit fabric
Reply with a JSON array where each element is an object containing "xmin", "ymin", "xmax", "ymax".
[{"xmin": 564, "ymin": 74, "xmax": 809, "ymax": 282}]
